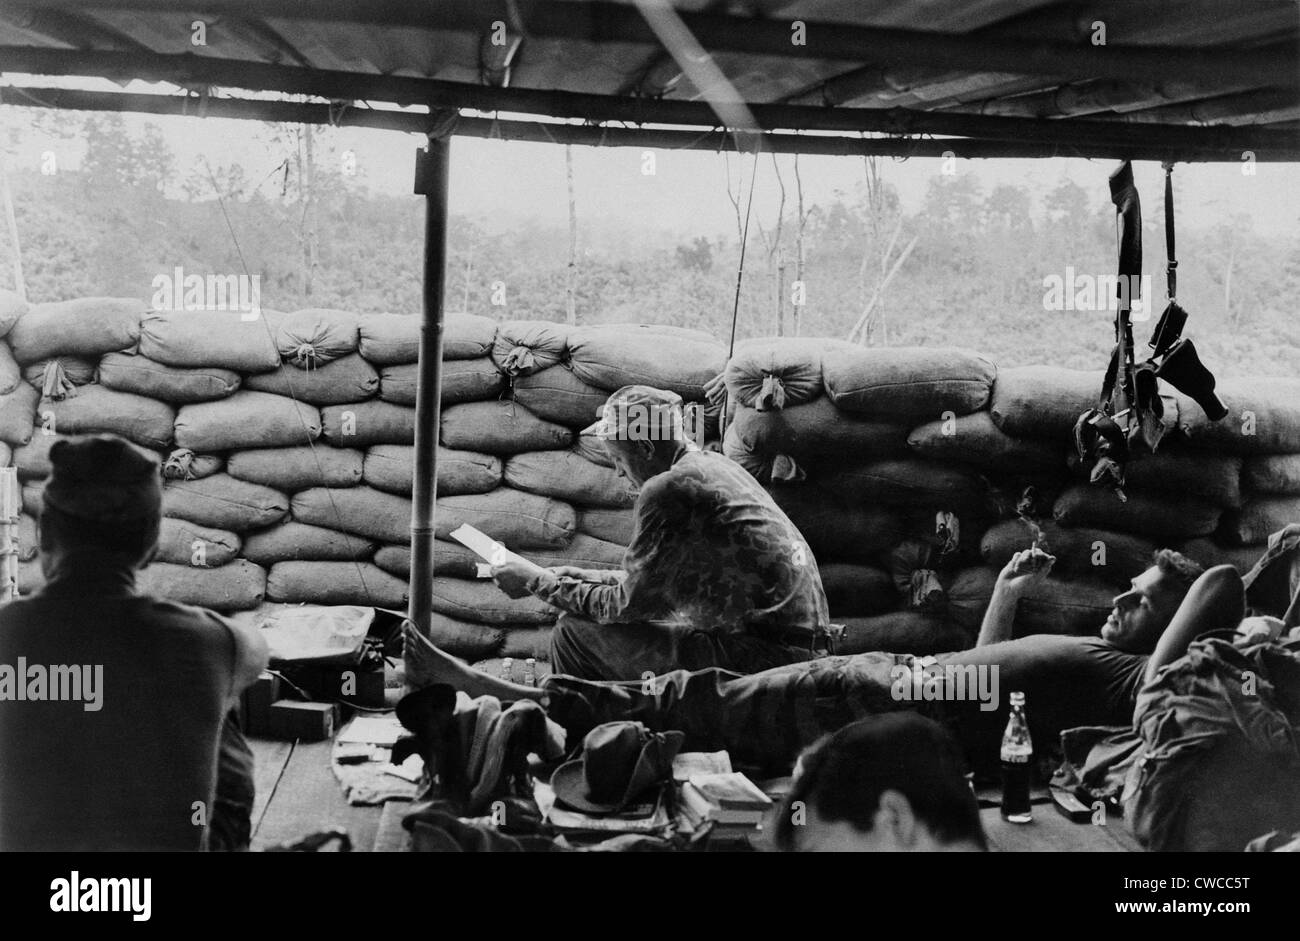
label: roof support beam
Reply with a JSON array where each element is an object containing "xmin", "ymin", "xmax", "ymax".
[
  {"xmin": 1, "ymin": 47, "xmax": 1294, "ymax": 156},
  {"xmin": 4, "ymin": 85, "xmax": 1296, "ymax": 161}
]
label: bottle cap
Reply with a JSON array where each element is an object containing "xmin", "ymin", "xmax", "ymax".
[{"xmin": 1010, "ymin": 691, "xmax": 1025, "ymax": 706}]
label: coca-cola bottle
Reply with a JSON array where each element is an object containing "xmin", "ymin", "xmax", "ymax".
[{"xmin": 1000, "ymin": 691, "xmax": 1033, "ymax": 823}]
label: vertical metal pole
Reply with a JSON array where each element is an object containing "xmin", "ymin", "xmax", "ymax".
[{"xmin": 406, "ymin": 135, "xmax": 450, "ymax": 685}]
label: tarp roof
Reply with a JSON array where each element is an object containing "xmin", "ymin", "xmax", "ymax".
[{"xmin": 1, "ymin": 0, "xmax": 1297, "ymax": 160}]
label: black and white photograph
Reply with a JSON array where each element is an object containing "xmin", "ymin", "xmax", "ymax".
[{"xmin": 0, "ymin": 0, "xmax": 1296, "ymax": 916}]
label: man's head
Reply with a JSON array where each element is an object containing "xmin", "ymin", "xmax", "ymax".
[
  {"xmin": 38, "ymin": 434, "xmax": 162, "ymax": 574},
  {"xmin": 772, "ymin": 713, "xmax": 987, "ymax": 853},
  {"xmin": 1101, "ymin": 549, "xmax": 1204, "ymax": 652},
  {"xmin": 581, "ymin": 385, "xmax": 691, "ymax": 488}
]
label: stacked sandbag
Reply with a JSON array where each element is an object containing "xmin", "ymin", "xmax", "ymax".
[{"xmin": 719, "ymin": 343, "xmax": 1005, "ymax": 651}]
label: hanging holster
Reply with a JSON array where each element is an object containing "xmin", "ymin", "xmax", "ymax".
[{"xmin": 1145, "ymin": 163, "xmax": 1228, "ymax": 422}]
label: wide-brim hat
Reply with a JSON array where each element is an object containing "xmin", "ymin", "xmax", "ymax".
[{"xmin": 550, "ymin": 720, "xmax": 684, "ymax": 815}]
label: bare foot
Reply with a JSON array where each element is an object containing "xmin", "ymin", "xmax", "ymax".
[{"xmin": 402, "ymin": 622, "xmax": 544, "ymax": 702}]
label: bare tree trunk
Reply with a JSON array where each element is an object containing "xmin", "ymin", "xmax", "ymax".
[
  {"xmin": 0, "ymin": 150, "xmax": 24, "ymax": 298},
  {"xmin": 565, "ymin": 144, "xmax": 577, "ymax": 326},
  {"xmin": 793, "ymin": 153, "xmax": 808, "ymax": 337},
  {"xmin": 1223, "ymin": 240, "xmax": 1236, "ymax": 326},
  {"xmin": 299, "ymin": 124, "xmax": 318, "ymax": 298},
  {"xmin": 461, "ymin": 239, "xmax": 474, "ymax": 314}
]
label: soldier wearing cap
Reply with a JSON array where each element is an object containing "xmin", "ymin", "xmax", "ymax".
[
  {"xmin": 489, "ymin": 385, "xmax": 832, "ymax": 681},
  {"xmin": 0, "ymin": 434, "xmax": 268, "ymax": 850}
]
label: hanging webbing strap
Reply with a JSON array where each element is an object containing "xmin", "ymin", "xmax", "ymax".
[{"xmin": 1163, "ymin": 162, "xmax": 1177, "ymax": 302}]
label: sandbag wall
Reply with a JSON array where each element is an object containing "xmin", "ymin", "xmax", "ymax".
[
  {"xmin": 3, "ymin": 286, "xmax": 1297, "ymax": 663},
  {"xmin": 724, "ymin": 341, "xmax": 1300, "ymax": 654},
  {"xmin": 0, "ymin": 289, "xmax": 727, "ymax": 673}
]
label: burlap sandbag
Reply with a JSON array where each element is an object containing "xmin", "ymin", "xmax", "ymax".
[
  {"xmin": 241, "ymin": 521, "xmax": 376, "ymax": 565},
  {"xmin": 271, "ymin": 308, "xmax": 360, "ymax": 368},
  {"xmin": 138, "ymin": 309, "xmax": 281, "ymax": 372},
  {"xmin": 1218, "ymin": 496, "xmax": 1300, "ymax": 546},
  {"xmin": 513, "ymin": 365, "xmax": 611, "ymax": 428},
  {"xmin": 357, "ymin": 312, "xmax": 497, "ymax": 364},
  {"xmin": 818, "ymin": 459, "xmax": 989, "ymax": 513},
  {"xmin": 1176, "ymin": 378, "xmax": 1300, "ymax": 455},
  {"xmin": 1119, "ymin": 448, "xmax": 1242, "ymax": 509},
  {"xmin": 21, "ymin": 482, "xmax": 42, "ymax": 517},
  {"xmin": 154, "ymin": 518, "xmax": 241, "ymax": 567},
  {"xmin": 7, "ymin": 297, "xmax": 144, "ymax": 364},
  {"xmin": 372, "ymin": 542, "xmax": 484, "ymax": 580},
  {"xmin": 0, "ymin": 382, "xmax": 38, "ymax": 446},
  {"xmin": 266, "ymin": 561, "xmax": 408, "ymax": 610},
  {"xmin": 41, "ymin": 385, "xmax": 176, "ymax": 451},
  {"xmin": 1243, "ymin": 454, "xmax": 1300, "ymax": 496},
  {"xmin": 437, "ymin": 488, "xmax": 577, "ymax": 549},
  {"xmin": 17, "ymin": 559, "xmax": 45, "ymax": 595},
  {"xmin": 321, "ymin": 400, "xmax": 415, "ymax": 447},
  {"xmin": 301, "ymin": 487, "xmax": 573, "ymax": 553},
  {"xmin": 137, "ymin": 559, "xmax": 266, "ymax": 612},
  {"xmin": 1014, "ymin": 575, "xmax": 1116, "ymax": 637},
  {"xmin": 243, "ymin": 353, "xmax": 380, "ymax": 404},
  {"xmin": 22, "ymin": 356, "xmax": 97, "ymax": 400},
  {"xmin": 491, "ymin": 320, "xmax": 570, "ymax": 377},
  {"xmin": 175, "ymin": 391, "xmax": 321, "ymax": 452},
  {"xmin": 163, "ymin": 475, "xmax": 289, "ymax": 531},
  {"xmin": 566, "ymin": 323, "xmax": 724, "ymax": 397},
  {"xmin": 427, "ymin": 613, "xmax": 505, "ymax": 662},
  {"xmin": 0, "ymin": 288, "xmax": 27, "ymax": 339},
  {"xmin": 12, "ymin": 431, "xmax": 69, "ymax": 480},
  {"xmin": 768, "ymin": 483, "xmax": 905, "ymax": 560},
  {"xmin": 819, "ymin": 562, "xmax": 897, "ymax": 617},
  {"xmin": 161, "ymin": 449, "xmax": 224, "ymax": 481},
  {"xmin": 523, "ymin": 533, "xmax": 627, "ymax": 570},
  {"xmin": 16, "ymin": 513, "xmax": 38, "ymax": 562},
  {"xmin": 504, "ymin": 449, "xmax": 637, "ymax": 509},
  {"xmin": 431, "ymin": 577, "xmax": 558, "ymax": 625},
  {"xmin": 725, "ymin": 337, "xmax": 857, "ymax": 412},
  {"xmin": 838, "ymin": 612, "xmax": 969, "ymax": 656},
  {"xmin": 98, "ymin": 352, "xmax": 240, "ymax": 404},
  {"xmin": 499, "ymin": 627, "xmax": 554, "ymax": 661},
  {"xmin": 292, "ymin": 486, "xmax": 412, "ymax": 544},
  {"xmin": 729, "ymin": 398, "xmax": 910, "ymax": 462},
  {"xmin": 362, "ymin": 445, "xmax": 502, "ymax": 497},
  {"xmin": 1175, "ymin": 538, "xmax": 1264, "ymax": 575},
  {"xmin": 988, "ymin": 366, "xmax": 1105, "ymax": 438},
  {"xmin": 379, "ymin": 358, "xmax": 504, "ymax": 407},
  {"xmin": 576, "ymin": 507, "xmax": 636, "ymax": 546},
  {"xmin": 228, "ymin": 445, "xmax": 363, "ymax": 490},
  {"xmin": 943, "ymin": 567, "xmax": 998, "ymax": 636},
  {"xmin": 908, "ymin": 411, "xmax": 1065, "ymax": 473},
  {"xmin": 822, "ymin": 347, "xmax": 996, "ymax": 420},
  {"xmin": 980, "ymin": 518, "xmax": 1158, "ymax": 588},
  {"xmin": 440, "ymin": 400, "xmax": 573, "ymax": 454},
  {"xmin": 1053, "ymin": 484, "xmax": 1221, "ymax": 540},
  {"xmin": 0, "ymin": 341, "xmax": 19, "ymax": 396}
]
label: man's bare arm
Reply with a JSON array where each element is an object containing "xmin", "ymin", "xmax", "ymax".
[
  {"xmin": 976, "ymin": 549, "xmax": 1055, "ymax": 647},
  {"xmin": 1143, "ymin": 564, "xmax": 1244, "ymax": 688}
]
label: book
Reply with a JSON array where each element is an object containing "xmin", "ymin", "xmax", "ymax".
[
  {"xmin": 687, "ymin": 771, "xmax": 773, "ymax": 812},
  {"xmin": 680, "ymin": 782, "xmax": 766, "ymax": 827},
  {"xmin": 672, "ymin": 750, "xmax": 733, "ymax": 782}
]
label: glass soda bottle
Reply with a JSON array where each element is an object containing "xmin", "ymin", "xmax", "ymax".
[
  {"xmin": 1000, "ymin": 691, "xmax": 1033, "ymax": 823},
  {"xmin": 523, "ymin": 658, "xmax": 537, "ymax": 687},
  {"xmin": 500, "ymin": 657, "xmax": 514, "ymax": 683}
]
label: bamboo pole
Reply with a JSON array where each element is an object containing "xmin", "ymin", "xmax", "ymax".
[{"xmin": 405, "ymin": 135, "xmax": 451, "ymax": 686}]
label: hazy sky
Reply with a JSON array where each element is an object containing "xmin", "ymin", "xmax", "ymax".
[{"xmin": 3, "ymin": 77, "xmax": 1297, "ymax": 246}]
